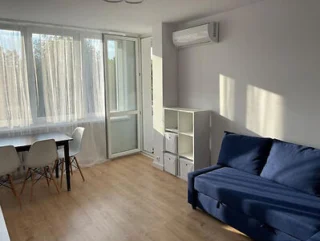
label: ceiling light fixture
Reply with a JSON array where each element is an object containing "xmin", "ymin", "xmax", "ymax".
[{"xmin": 103, "ymin": 0, "xmax": 144, "ymax": 3}]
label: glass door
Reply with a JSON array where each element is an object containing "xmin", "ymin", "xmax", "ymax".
[{"xmin": 104, "ymin": 35, "xmax": 141, "ymax": 158}]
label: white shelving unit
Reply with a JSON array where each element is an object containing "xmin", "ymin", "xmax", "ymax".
[{"xmin": 163, "ymin": 107, "xmax": 211, "ymax": 181}]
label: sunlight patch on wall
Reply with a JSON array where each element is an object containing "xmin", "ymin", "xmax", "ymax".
[
  {"xmin": 219, "ymin": 74, "xmax": 235, "ymax": 121},
  {"xmin": 246, "ymin": 85, "xmax": 284, "ymax": 138},
  {"xmin": 152, "ymin": 54, "xmax": 164, "ymax": 134}
]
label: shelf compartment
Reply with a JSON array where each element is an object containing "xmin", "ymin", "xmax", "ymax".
[
  {"xmin": 164, "ymin": 132, "xmax": 178, "ymax": 154},
  {"xmin": 178, "ymin": 134, "xmax": 194, "ymax": 161},
  {"xmin": 179, "ymin": 112, "xmax": 193, "ymax": 133},
  {"xmin": 179, "ymin": 157, "xmax": 194, "ymax": 181},
  {"xmin": 165, "ymin": 109, "xmax": 178, "ymax": 131}
]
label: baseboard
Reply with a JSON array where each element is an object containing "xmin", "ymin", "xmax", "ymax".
[
  {"xmin": 152, "ymin": 161, "xmax": 164, "ymax": 170},
  {"xmin": 141, "ymin": 151, "xmax": 154, "ymax": 159}
]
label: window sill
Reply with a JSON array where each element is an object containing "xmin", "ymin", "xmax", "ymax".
[
  {"xmin": 0, "ymin": 117, "xmax": 105, "ymax": 135},
  {"xmin": 0, "ymin": 114, "xmax": 133, "ymax": 136}
]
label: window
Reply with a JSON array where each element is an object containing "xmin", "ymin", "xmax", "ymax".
[
  {"xmin": 107, "ymin": 39, "xmax": 137, "ymax": 113},
  {"xmin": 0, "ymin": 25, "xmax": 104, "ymax": 129},
  {"xmin": 0, "ymin": 29, "xmax": 32, "ymax": 128},
  {"xmin": 82, "ymin": 38, "xmax": 104, "ymax": 118},
  {"xmin": 107, "ymin": 40, "xmax": 117, "ymax": 112},
  {"xmin": 32, "ymin": 33, "xmax": 81, "ymax": 123}
]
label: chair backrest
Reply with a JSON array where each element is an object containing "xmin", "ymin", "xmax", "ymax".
[
  {"xmin": 0, "ymin": 146, "xmax": 21, "ymax": 176},
  {"xmin": 25, "ymin": 139, "xmax": 58, "ymax": 168},
  {"xmin": 69, "ymin": 127, "xmax": 85, "ymax": 155}
]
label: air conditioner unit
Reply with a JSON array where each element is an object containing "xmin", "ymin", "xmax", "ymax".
[{"xmin": 173, "ymin": 22, "xmax": 219, "ymax": 48}]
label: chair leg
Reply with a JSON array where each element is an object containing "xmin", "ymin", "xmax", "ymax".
[
  {"xmin": 8, "ymin": 174, "xmax": 22, "ymax": 209},
  {"xmin": 70, "ymin": 157, "xmax": 73, "ymax": 176},
  {"xmin": 20, "ymin": 168, "xmax": 31, "ymax": 195},
  {"xmin": 44, "ymin": 167, "xmax": 50, "ymax": 187},
  {"xmin": 30, "ymin": 170, "xmax": 35, "ymax": 201},
  {"xmin": 53, "ymin": 160, "xmax": 59, "ymax": 172},
  {"xmin": 74, "ymin": 156, "xmax": 85, "ymax": 182},
  {"xmin": 60, "ymin": 159, "xmax": 64, "ymax": 188},
  {"xmin": 48, "ymin": 166, "xmax": 60, "ymax": 194}
]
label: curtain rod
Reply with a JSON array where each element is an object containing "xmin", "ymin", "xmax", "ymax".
[{"xmin": 0, "ymin": 18, "xmax": 140, "ymax": 38}]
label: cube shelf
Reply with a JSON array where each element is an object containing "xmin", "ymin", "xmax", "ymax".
[
  {"xmin": 164, "ymin": 109, "xmax": 178, "ymax": 132},
  {"xmin": 179, "ymin": 134, "xmax": 194, "ymax": 161},
  {"xmin": 163, "ymin": 107, "xmax": 211, "ymax": 181}
]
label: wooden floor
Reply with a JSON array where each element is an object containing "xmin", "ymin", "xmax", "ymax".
[{"xmin": 0, "ymin": 154, "xmax": 250, "ymax": 241}]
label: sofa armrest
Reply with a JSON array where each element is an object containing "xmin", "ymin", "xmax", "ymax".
[
  {"xmin": 308, "ymin": 231, "xmax": 320, "ymax": 241},
  {"xmin": 188, "ymin": 165, "xmax": 223, "ymax": 208}
]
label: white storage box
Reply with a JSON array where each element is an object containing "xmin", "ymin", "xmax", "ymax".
[
  {"xmin": 165, "ymin": 132, "xmax": 178, "ymax": 154},
  {"xmin": 179, "ymin": 157, "xmax": 194, "ymax": 181},
  {"xmin": 164, "ymin": 152, "xmax": 178, "ymax": 176}
]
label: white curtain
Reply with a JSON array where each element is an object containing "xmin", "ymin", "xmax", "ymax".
[
  {"xmin": 0, "ymin": 29, "xmax": 32, "ymax": 128},
  {"xmin": 0, "ymin": 26, "xmax": 107, "ymax": 177},
  {"xmin": 33, "ymin": 33, "xmax": 84, "ymax": 123}
]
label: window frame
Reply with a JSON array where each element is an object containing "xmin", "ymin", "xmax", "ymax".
[
  {"xmin": 28, "ymin": 26, "xmax": 82, "ymax": 125},
  {"xmin": 106, "ymin": 38, "xmax": 138, "ymax": 113},
  {"xmin": 0, "ymin": 23, "xmax": 106, "ymax": 130},
  {"xmin": 103, "ymin": 34, "xmax": 142, "ymax": 158},
  {"xmin": 0, "ymin": 24, "xmax": 32, "ymax": 130}
]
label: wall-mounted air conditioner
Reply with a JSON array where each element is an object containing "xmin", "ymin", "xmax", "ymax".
[{"xmin": 173, "ymin": 22, "xmax": 219, "ymax": 48}]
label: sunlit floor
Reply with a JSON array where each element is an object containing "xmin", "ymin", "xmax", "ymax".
[{"xmin": 0, "ymin": 154, "xmax": 250, "ymax": 241}]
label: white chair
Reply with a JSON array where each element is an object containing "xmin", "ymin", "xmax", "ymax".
[
  {"xmin": 59, "ymin": 127, "xmax": 85, "ymax": 188},
  {"xmin": 20, "ymin": 139, "xmax": 60, "ymax": 200},
  {"xmin": 0, "ymin": 146, "xmax": 22, "ymax": 207}
]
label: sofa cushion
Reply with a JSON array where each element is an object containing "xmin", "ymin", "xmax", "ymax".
[
  {"xmin": 217, "ymin": 132, "xmax": 272, "ymax": 175},
  {"xmin": 260, "ymin": 139, "xmax": 320, "ymax": 196},
  {"xmin": 194, "ymin": 167, "xmax": 320, "ymax": 241}
]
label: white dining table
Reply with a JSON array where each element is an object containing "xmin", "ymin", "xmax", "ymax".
[{"xmin": 0, "ymin": 132, "xmax": 73, "ymax": 191}]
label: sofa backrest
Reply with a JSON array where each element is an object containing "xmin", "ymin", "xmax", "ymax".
[
  {"xmin": 218, "ymin": 131, "xmax": 320, "ymax": 196},
  {"xmin": 261, "ymin": 139, "xmax": 320, "ymax": 196},
  {"xmin": 217, "ymin": 132, "xmax": 272, "ymax": 175}
]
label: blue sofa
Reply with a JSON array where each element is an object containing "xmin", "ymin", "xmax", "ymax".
[{"xmin": 188, "ymin": 132, "xmax": 320, "ymax": 241}]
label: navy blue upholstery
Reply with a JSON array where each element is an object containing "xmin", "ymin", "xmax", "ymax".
[
  {"xmin": 197, "ymin": 192, "xmax": 300, "ymax": 241},
  {"xmin": 187, "ymin": 165, "xmax": 222, "ymax": 207},
  {"xmin": 194, "ymin": 167, "xmax": 320, "ymax": 241},
  {"xmin": 217, "ymin": 132, "xmax": 272, "ymax": 175},
  {"xmin": 308, "ymin": 231, "xmax": 320, "ymax": 241},
  {"xmin": 261, "ymin": 139, "xmax": 320, "ymax": 196}
]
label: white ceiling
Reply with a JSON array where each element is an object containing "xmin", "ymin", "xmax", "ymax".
[{"xmin": 0, "ymin": 0, "xmax": 262, "ymax": 35}]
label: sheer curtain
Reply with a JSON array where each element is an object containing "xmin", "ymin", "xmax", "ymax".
[
  {"xmin": 0, "ymin": 29, "xmax": 32, "ymax": 129},
  {"xmin": 33, "ymin": 33, "xmax": 84, "ymax": 123},
  {"xmin": 0, "ymin": 25, "xmax": 107, "ymax": 177}
]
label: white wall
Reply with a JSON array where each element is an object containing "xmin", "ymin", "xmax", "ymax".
[
  {"xmin": 162, "ymin": 24, "xmax": 178, "ymax": 107},
  {"xmin": 152, "ymin": 23, "xmax": 178, "ymax": 169},
  {"xmin": 152, "ymin": 23, "xmax": 164, "ymax": 169},
  {"xmin": 177, "ymin": 0, "xmax": 320, "ymax": 164},
  {"xmin": 141, "ymin": 37, "xmax": 153, "ymax": 154}
]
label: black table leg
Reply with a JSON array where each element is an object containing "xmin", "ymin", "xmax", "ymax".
[
  {"xmin": 64, "ymin": 142, "xmax": 71, "ymax": 191},
  {"xmin": 55, "ymin": 159, "xmax": 59, "ymax": 178}
]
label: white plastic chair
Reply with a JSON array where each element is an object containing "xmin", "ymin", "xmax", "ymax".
[
  {"xmin": 20, "ymin": 139, "xmax": 60, "ymax": 200},
  {"xmin": 0, "ymin": 146, "xmax": 22, "ymax": 207},
  {"xmin": 58, "ymin": 127, "xmax": 85, "ymax": 188}
]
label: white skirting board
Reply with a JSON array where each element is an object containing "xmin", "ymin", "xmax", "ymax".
[{"xmin": 152, "ymin": 161, "xmax": 164, "ymax": 170}]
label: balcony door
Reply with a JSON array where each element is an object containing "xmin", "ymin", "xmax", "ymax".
[{"xmin": 104, "ymin": 35, "xmax": 141, "ymax": 158}]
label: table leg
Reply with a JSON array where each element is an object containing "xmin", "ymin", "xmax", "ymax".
[
  {"xmin": 64, "ymin": 142, "xmax": 71, "ymax": 191},
  {"xmin": 55, "ymin": 159, "xmax": 59, "ymax": 178}
]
